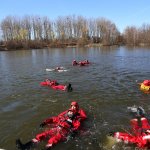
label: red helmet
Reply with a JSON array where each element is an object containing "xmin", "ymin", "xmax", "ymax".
[
  {"xmin": 71, "ymin": 101, "xmax": 79, "ymax": 109},
  {"xmin": 143, "ymin": 80, "xmax": 150, "ymax": 86},
  {"xmin": 71, "ymin": 101, "xmax": 78, "ymax": 106}
]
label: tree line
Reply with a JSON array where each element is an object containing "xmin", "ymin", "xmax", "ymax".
[{"xmin": 0, "ymin": 15, "xmax": 150, "ymax": 50}]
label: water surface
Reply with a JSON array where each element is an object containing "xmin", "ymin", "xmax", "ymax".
[{"xmin": 0, "ymin": 46, "xmax": 150, "ymax": 150}]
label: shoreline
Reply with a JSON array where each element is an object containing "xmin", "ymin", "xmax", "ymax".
[
  {"xmin": 0, "ymin": 43, "xmax": 120, "ymax": 51},
  {"xmin": 1, "ymin": 43, "xmax": 150, "ymax": 51}
]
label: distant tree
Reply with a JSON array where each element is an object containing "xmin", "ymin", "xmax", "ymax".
[
  {"xmin": 123, "ymin": 26, "xmax": 139, "ymax": 45},
  {"xmin": 22, "ymin": 16, "xmax": 32, "ymax": 40},
  {"xmin": 0, "ymin": 15, "xmax": 122, "ymax": 49},
  {"xmin": 32, "ymin": 16, "xmax": 43, "ymax": 40},
  {"xmin": 42, "ymin": 17, "xmax": 54, "ymax": 41},
  {"xmin": 94, "ymin": 18, "xmax": 119, "ymax": 45},
  {"xmin": 138, "ymin": 24, "xmax": 150, "ymax": 44}
]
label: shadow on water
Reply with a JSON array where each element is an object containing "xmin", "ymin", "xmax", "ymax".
[{"xmin": 0, "ymin": 46, "xmax": 150, "ymax": 149}]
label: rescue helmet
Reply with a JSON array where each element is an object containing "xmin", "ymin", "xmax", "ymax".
[
  {"xmin": 143, "ymin": 80, "xmax": 150, "ymax": 86},
  {"xmin": 71, "ymin": 101, "xmax": 79, "ymax": 109}
]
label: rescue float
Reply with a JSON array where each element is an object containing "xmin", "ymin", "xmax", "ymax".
[{"xmin": 140, "ymin": 80, "xmax": 150, "ymax": 92}]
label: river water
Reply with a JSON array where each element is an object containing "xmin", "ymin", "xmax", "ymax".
[{"xmin": 0, "ymin": 46, "xmax": 150, "ymax": 150}]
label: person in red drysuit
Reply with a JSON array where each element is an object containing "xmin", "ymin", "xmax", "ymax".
[
  {"xmin": 57, "ymin": 101, "xmax": 87, "ymax": 124},
  {"xmin": 16, "ymin": 102, "xmax": 87, "ymax": 150},
  {"xmin": 45, "ymin": 79, "xmax": 58, "ymax": 86},
  {"xmin": 78, "ymin": 61, "xmax": 86, "ymax": 66},
  {"xmin": 51, "ymin": 83, "xmax": 73, "ymax": 92},
  {"xmin": 70, "ymin": 101, "xmax": 87, "ymax": 121},
  {"xmin": 72, "ymin": 60, "xmax": 78, "ymax": 66},
  {"xmin": 51, "ymin": 84, "xmax": 67, "ymax": 91},
  {"xmin": 83, "ymin": 59, "xmax": 89, "ymax": 64},
  {"xmin": 111, "ymin": 117, "xmax": 150, "ymax": 148},
  {"xmin": 41, "ymin": 79, "xmax": 73, "ymax": 92}
]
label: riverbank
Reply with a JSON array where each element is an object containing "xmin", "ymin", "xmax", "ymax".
[
  {"xmin": 0, "ymin": 43, "xmax": 121, "ymax": 51},
  {"xmin": 1, "ymin": 42, "xmax": 150, "ymax": 51},
  {"xmin": 0, "ymin": 45, "xmax": 8, "ymax": 51}
]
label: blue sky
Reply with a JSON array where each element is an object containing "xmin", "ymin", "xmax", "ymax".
[{"xmin": 0, "ymin": 0, "xmax": 150, "ymax": 32}]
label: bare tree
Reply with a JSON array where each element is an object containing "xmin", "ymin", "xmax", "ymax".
[
  {"xmin": 139, "ymin": 24, "xmax": 150, "ymax": 45},
  {"xmin": 0, "ymin": 15, "xmax": 121, "ymax": 49},
  {"xmin": 22, "ymin": 16, "xmax": 32, "ymax": 41},
  {"xmin": 123, "ymin": 26, "xmax": 139, "ymax": 45}
]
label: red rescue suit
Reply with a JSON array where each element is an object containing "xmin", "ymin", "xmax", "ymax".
[
  {"xmin": 40, "ymin": 80, "xmax": 58, "ymax": 86},
  {"xmin": 34, "ymin": 111, "xmax": 81, "ymax": 146},
  {"xmin": 78, "ymin": 61, "xmax": 90, "ymax": 66},
  {"xmin": 72, "ymin": 60, "xmax": 90, "ymax": 66},
  {"xmin": 79, "ymin": 62, "xmax": 86, "ymax": 66},
  {"xmin": 51, "ymin": 84, "xmax": 66, "ymax": 91},
  {"xmin": 83, "ymin": 60, "xmax": 89, "ymax": 64},
  {"xmin": 58, "ymin": 106, "xmax": 87, "ymax": 122},
  {"xmin": 72, "ymin": 60, "xmax": 78, "ymax": 66},
  {"xmin": 114, "ymin": 117, "xmax": 150, "ymax": 148},
  {"xmin": 40, "ymin": 80, "xmax": 67, "ymax": 91}
]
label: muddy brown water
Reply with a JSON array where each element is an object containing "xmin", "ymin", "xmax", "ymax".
[{"xmin": 0, "ymin": 46, "xmax": 150, "ymax": 150}]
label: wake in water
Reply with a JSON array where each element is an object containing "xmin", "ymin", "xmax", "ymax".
[{"xmin": 46, "ymin": 66, "xmax": 68, "ymax": 72}]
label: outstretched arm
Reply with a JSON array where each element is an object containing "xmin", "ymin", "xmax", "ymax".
[{"xmin": 40, "ymin": 116, "xmax": 59, "ymax": 127}]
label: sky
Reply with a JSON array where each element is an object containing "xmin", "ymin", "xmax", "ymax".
[{"xmin": 0, "ymin": 0, "xmax": 150, "ymax": 33}]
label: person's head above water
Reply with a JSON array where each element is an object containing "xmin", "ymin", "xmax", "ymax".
[
  {"xmin": 66, "ymin": 83, "xmax": 72, "ymax": 92},
  {"xmin": 70, "ymin": 101, "xmax": 79, "ymax": 112}
]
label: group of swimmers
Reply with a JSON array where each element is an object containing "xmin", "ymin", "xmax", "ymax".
[
  {"xmin": 16, "ymin": 60, "xmax": 91, "ymax": 150},
  {"xmin": 41, "ymin": 59, "xmax": 91, "ymax": 92},
  {"xmin": 16, "ymin": 88, "xmax": 150, "ymax": 150},
  {"xmin": 108, "ymin": 106, "xmax": 150, "ymax": 149},
  {"xmin": 107, "ymin": 80, "xmax": 150, "ymax": 149},
  {"xmin": 16, "ymin": 60, "xmax": 150, "ymax": 150},
  {"xmin": 38, "ymin": 78, "xmax": 149, "ymax": 149},
  {"xmin": 72, "ymin": 59, "xmax": 90, "ymax": 66}
]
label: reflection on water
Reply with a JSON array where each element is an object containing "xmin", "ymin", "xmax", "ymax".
[{"xmin": 0, "ymin": 47, "xmax": 150, "ymax": 150}]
